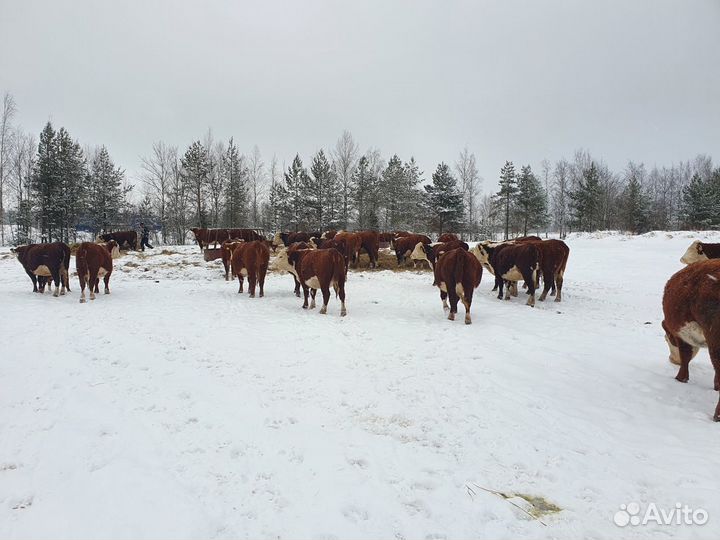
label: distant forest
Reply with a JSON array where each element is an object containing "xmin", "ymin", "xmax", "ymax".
[{"xmin": 1, "ymin": 91, "xmax": 718, "ymax": 246}]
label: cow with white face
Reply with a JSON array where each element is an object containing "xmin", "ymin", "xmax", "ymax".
[
  {"xmin": 681, "ymin": 240, "xmax": 720, "ymax": 265},
  {"xmin": 471, "ymin": 242, "xmax": 540, "ymax": 306}
]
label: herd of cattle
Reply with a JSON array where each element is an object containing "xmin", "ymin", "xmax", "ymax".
[{"xmin": 8, "ymin": 227, "xmax": 720, "ymax": 421}]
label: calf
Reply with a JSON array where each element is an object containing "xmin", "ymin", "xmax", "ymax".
[
  {"xmin": 99, "ymin": 230, "xmax": 138, "ymax": 250},
  {"xmin": 662, "ymin": 259, "xmax": 720, "ymax": 421},
  {"xmin": 12, "ymin": 242, "xmax": 71, "ymax": 296},
  {"xmin": 286, "ymin": 241, "xmax": 312, "ymax": 296},
  {"xmin": 221, "ymin": 239, "xmax": 244, "ymax": 281},
  {"xmin": 438, "ymin": 233, "xmax": 458, "ymax": 243},
  {"xmin": 434, "ymin": 248, "xmax": 483, "ymax": 324},
  {"xmin": 681, "ymin": 240, "xmax": 720, "ymax": 265},
  {"xmin": 276, "ymin": 247, "xmax": 347, "ymax": 316},
  {"xmin": 231, "ymin": 240, "xmax": 270, "ymax": 297},
  {"xmin": 333, "ymin": 231, "xmax": 363, "ymax": 270},
  {"xmin": 76, "ymin": 241, "xmax": 119, "ymax": 303},
  {"xmin": 393, "ymin": 234, "xmax": 432, "ymax": 266},
  {"xmin": 411, "ymin": 240, "xmax": 469, "ymax": 271},
  {"xmin": 472, "ymin": 242, "xmax": 541, "ymax": 306}
]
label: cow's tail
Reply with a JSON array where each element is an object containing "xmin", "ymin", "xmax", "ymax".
[
  {"xmin": 452, "ymin": 250, "xmax": 466, "ymax": 288},
  {"xmin": 332, "ymin": 251, "xmax": 345, "ymax": 298}
]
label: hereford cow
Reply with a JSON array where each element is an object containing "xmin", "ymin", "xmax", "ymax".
[
  {"xmin": 411, "ymin": 240, "xmax": 469, "ymax": 271},
  {"xmin": 513, "ymin": 235, "xmax": 542, "ymax": 242},
  {"xmin": 356, "ymin": 230, "xmax": 380, "ymax": 268},
  {"xmin": 527, "ymin": 239, "xmax": 570, "ymax": 302},
  {"xmin": 99, "ymin": 230, "xmax": 138, "ymax": 250},
  {"xmin": 12, "ymin": 242, "xmax": 71, "ymax": 296},
  {"xmin": 286, "ymin": 241, "xmax": 312, "ymax": 296},
  {"xmin": 221, "ymin": 239, "xmax": 244, "ymax": 281},
  {"xmin": 76, "ymin": 241, "xmax": 119, "ymax": 303},
  {"xmin": 680, "ymin": 240, "xmax": 720, "ymax": 265},
  {"xmin": 662, "ymin": 259, "xmax": 720, "ymax": 421},
  {"xmin": 333, "ymin": 231, "xmax": 363, "ymax": 269},
  {"xmin": 191, "ymin": 228, "xmax": 262, "ymax": 251},
  {"xmin": 378, "ymin": 232, "xmax": 395, "ymax": 247},
  {"xmin": 272, "ymin": 231, "xmax": 321, "ymax": 248},
  {"xmin": 434, "ymin": 247, "xmax": 483, "ymax": 324},
  {"xmin": 275, "ymin": 247, "xmax": 347, "ymax": 316},
  {"xmin": 231, "ymin": 240, "xmax": 270, "ymax": 297},
  {"xmin": 320, "ymin": 230, "xmax": 338, "ymax": 240},
  {"xmin": 393, "ymin": 234, "xmax": 432, "ymax": 266},
  {"xmin": 471, "ymin": 242, "xmax": 541, "ymax": 306},
  {"xmin": 438, "ymin": 233, "xmax": 459, "ymax": 243}
]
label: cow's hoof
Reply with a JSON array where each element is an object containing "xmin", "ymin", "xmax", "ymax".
[
  {"xmin": 675, "ymin": 375, "xmax": 689, "ymax": 383},
  {"xmin": 302, "ymin": 305, "xmax": 308, "ymax": 309},
  {"xmin": 79, "ymin": 298, "xmax": 86, "ymax": 303},
  {"xmin": 448, "ymin": 313, "xmax": 455, "ymax": 321},
  {"xmin": 320, "ymin": 308, "xmax": 327, "ymax": 315},
  {"xmin": 259, "ymin": 293, "xmax": 264, "ymax": 298},
  {"xmin": 60, "ymin": 290, "xmax": 66, "ymax": 296},
  {"xmin": 295, "ymin": 292, "xmax": 301, "ymax": 297},
  {"xmin": 465, "ymin": 318, "xmax": 472, "ymax": 325},
  {"xmin": 714, "ymin": 412, "xmax": 720, "ymax": 422},
  {"xmin": 341, "ymin": 310, "xmax": 347, "ymax": 317}
]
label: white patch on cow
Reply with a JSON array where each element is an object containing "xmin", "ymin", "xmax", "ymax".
[
  {"xmin": 665, "ymin": 334, "xmax": 681, "ymax": 365},
  {"xmin": 677, "ymin": 322, "xmax": 707, "ymax": 349},
  {"xmin": 240, "ymin": 268, "xmax": 248, "ymax": 277},
  {"xmin": 310, "ymin": 297, "xmax": 316, "ymax": 309},
  {"xmin": 34, "ymin": 265, "xmax": 52, "ymax": 277},
  {"xmin": 410, "ymin": 242, "xmax": 427, "ymax": 263},
  {"xmin": 502, "ymin": 265, "xmax": 523, "ymax": 282},
  {"xmin": 708, "ymin": 274, "xmax": 718, "ymax": 282},
  {"xmin": 305, "ymin": 276, "xmax": 321, "ymax": 290},
  {"xmin": 442, "ymin": 297, "xmax": 449, "ymax": 311},
  {"xmin": 97, "ymin": 267, "xmax": 108, "ymax": 277},
  {"xmin": 455, "ymin": 283, "xmax": 465, "ymax": 297},
  {"xmin": 680, "ymin": 240, "xmax": 707, "ymax": 265},
  {"xmin": 438, "ymin": 281, "xmax": 448, "ymax": 293}
]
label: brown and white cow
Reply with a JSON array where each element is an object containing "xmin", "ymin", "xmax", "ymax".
[
  {"xmin": 285, "ymin": 241, "xmax": 313, "ymax": 297},
  {"xmin": 76, "ymin": 241, "xmax": 119, "ymax": 303},
  {"xmin": 434, "ymin": 248, "xmax": 483, "ymax": 324},
  {"xmin": 320, "ymin": 230, "xmax": 338, "ymax": 240},
  {"xmin": 272, "ymin": 231, "xmax": 321, "ymax": 248},
  {"xmin": 231, "ymin": 240, "xmax": 270, "ymax": 297},
  {"xmin": 471, "ymin": 242, "xmax": 541, "ymax": 306},
  {"xmin": 411, "ymin": 240, "xmax": 469, "ymax": 271},
  {"xmin": 12, "ymin": 242, "xmax": 71, "ymax": 296},
  {"xmin": 333, "ymin": 231, "xmax": 363, "ymax": 270},
  {"xmin": 680, "ymin": 240, "xmax": 720, "ymax": 265},
  {"xmin": 191, "ymin": 228, "xmax": 263, "ymax": 251},
  {"xmin": 99, "ymin": 230, "xmax": 138, "ymax": 250},
  {"xmin": 275, "ymin": 247, "xmax": 347, "ymax": 316},
  {"xmin": 526, "ymin": 239, "xmax": 570, "ymax": 302},
  {"xmin": 393, "ymin": 234, "xmax": 432, "ymax": 266},
  {"xmin": 221, "ymin": 239, "xmax": 244, "ymax": 281},
  {"xmin": 438, "ymin": 232, "xmax": 459, "ymax": 243},
  {"xmin": 662, "ymin": 259, "xmax": 720, "ymax": 421},
  {"xmin": 356, "ymin": 230, "xmax": 380, "ymax": 268}
]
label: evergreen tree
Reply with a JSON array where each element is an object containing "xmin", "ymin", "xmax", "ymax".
[
  {"xmin": 381, "ymin": 154, "xmax": 404, "ymax": 229},
  {"xmin": 423, "ymin": 162, "xmax": 463, "ymax": 234},
  {"xmin": 222, "ymin": 138, "xmax": 248, "ymax": 227},
  {"xmin": 621, "ymin": 172, "xmax": 650, "ymax": 233},
  {"xmin": 402, "ymin": 157, "xmax": 424, "ymax": 230},
  {"xmin": 681, "ymin": 172, "xmax": 719, "ymax": 229},
  {"xmin": 569, "ymin": 161, "xmax": 602, "ymax": 231},
  {"xmin": 306, "ymin": 149, "xmax": 332, "ymax": 230},
  {"xmin": 181, "ymin": 141, "xmax": 212, "ymax": 228},
  {"xmin": 515, "ymin": 165, "xmax": 548, "ymax": 236},
  {"xmin": 32, "ymin": 122, "xmax": 58, "ymax": 241},
  {"xmin": 352, "ymin": 155, "xmax": 380, "ymax": 229},
  {"xmin": 495, "ymin": 161, "xmax": 517, "ymax": 239},
  {"xmin": 86, "ymin": 146, "xmax": 129, "ymax": 235},
  {"xmin": 284, "ymin": 154, "xmax": 308, "ymax": 230},
  {"xmin": 55, "ymin": 128, "xmax": 86, "ymax": 242}
]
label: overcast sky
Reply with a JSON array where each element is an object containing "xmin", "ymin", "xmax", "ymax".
[{"xmin": 1, "ymin": 0, "xmax": 719, "ymax": 193}]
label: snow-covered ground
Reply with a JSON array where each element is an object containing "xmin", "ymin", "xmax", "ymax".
[{"xmin": 2, "ymin": 232, "xmax": 720, "ymax": 539}]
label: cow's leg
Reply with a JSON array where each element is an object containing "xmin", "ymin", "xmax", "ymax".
[
  {"xmin": 511, "ymin": 281, "xmax": 519, "ymax": 297},
  {"xmin": 309, "ymin": 289, "xmax": 317, "ymax": 309},
  {"xmin": 539, "ymin": 271, "xmax": 554, "ymax": 301},
  {"xmin": 51, "ymin": 267, "xmax": 61, "ymax": 297},
  {"xmin": 554, "ymin": 271, "xmax": 564, "ymax": 302},
  {"xmin": 89, "ymin": 271, "xmax": 98, "ymax": 300},
  {"xmin": 293, "ymin": 276, "xmax": 301, "ymax": 297},
  {"xmin": 104, "ymin": 273, "xmax": 111, "ymax": 294},
  {"xmin": 248, "ymin": 271, "xmax": 256, "ymax": 298},
  {"xmin": 319, "ymin": 286, "xmax": 331, "ymax": 314},
  {"xmin": 447, "ymin": 286, "xmax": 459, "ymax": 321},
  {"xmin": 522, "ymin": 268, "xmax": 536, "ymax": 307},
  {"xmin": 79, "ymin": 273, "xmax": 87, "ymax": 303},
  {"xmin": 93, "ymin": 277, "xmax": 100, "ymax": 294},
  {"xmin": 503, "ymin": 280, "xmax": 512, "ymax": 300},
  {"xmin": 26, "ymin": 270, "xmax": 38, "ymax": 292},
  {"xmin": 223, "ymin": 260, "xmax": 229, "ymax": 281},
  {"xmin": 338, "ymin": 281, "xmax": 347, "ymax": 316},
  {"xmin": 496, "ymin": 277, "xmax": 505, "ymax": 300},
  {"xmin": 440, "ymin": 289, "xmax": 449, "ymax": 312},
  {"xmin": 258, "ymin": 266, "xmax": 267, "ymax": 297},
  {"xmin": 673, "ymin": 339, "xmax": 699, "ymax": 383},
  {"xmin": 237, "ymin": 274, "xmax": 244, "ymax": 294},
  {"xmin": 302, "ymin": 284, "xmax": 309, "ymax": 309},
  {"xmin": 462, "ymin": 283, "xmax": 474, "ymax": 325}
]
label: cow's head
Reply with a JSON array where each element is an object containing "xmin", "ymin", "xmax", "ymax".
[
  {"xmin": 309, "ymin": 237, "xmax": 320, "ymax": 249},
  {"xmin": 105, "ymin": 240, "xmax": 120, "ymax": 259},
  {"xmin": 470, "ymin": 244, "xmax": 495, "ymax": 274},
  {"xmin": 680, "ymin": 240, "xmax": 707, "ymax": 265},
  {"xmin": 411, "ymin": 242, "xmax": 432, "ymax": 268},
  {"xmin": 10, "ymin": 245, "xmax": 28, "ymax": 262},
  {"xmin": 273, "ymin": 248, "xmax": 294, "ymax": 275}
]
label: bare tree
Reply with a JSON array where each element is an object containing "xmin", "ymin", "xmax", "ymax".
[
  {"xmin": 540, "ymin": 159, "xmax": 552, "ymax": 237},
  {"xmin": 141, "ymin": 141, "xmax": 176, "ymax": 243},
  {"xmin": 332, "ymin": 130, "xmax": 359, "ymax": 228},
  {"xmin": 455, "ymin": 147, "xmax": 482, "ymax": 237},
  {"xmin": 552, "ymin": 159, "xmax": 570, "ymax": 238},
  {"xmin": 0, "ymin": 92, "xmax": 17, "ymax": 245},
  {"xmin": 247, "ymin": 145, "xmax": 265, "ymax": 226}
]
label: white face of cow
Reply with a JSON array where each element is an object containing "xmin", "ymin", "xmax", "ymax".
[
  {"xmin": 273, "ymin": 248, "xmax": 296, "ymax": 276},
  {"xmin": 680, "ymin": 240, "xmax": 707, "ymax": 265},
  {"xmin": 272, "ymin": 232, "xmax": 283, "ymax": 247},
  {"xmin": 410, "ymin": 242, "xmax": 428, "ymax": 262}
]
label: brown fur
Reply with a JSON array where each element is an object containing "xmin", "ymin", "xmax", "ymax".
[
  {"xmin": 393, "ymin": 234, "xmax": 432, "ymax": 265},
  {"xmin": 99, "ymin": 230, "xmax": 138, "ymax": 250},
  {"xmin": 475, "ymin": 242, "xmax": 541, "ymax": 306},
  {"xmin": 287, "ymin": 248, "xmax": 347, "ymax": 316},
  {"xmin": 333, "ymin": 232, "xmax": 363, "ymax": 270},
  {"xmin": 526, "ymin": 239, "xmax": 570, "ymax": 301},
  {"xmin": 76, "ymin": 241, "xmax": 117, "ymax": 303},
  {"xmin": 191, "ymin": 228, "xmax": 263, "ymax": 250},
  {"xmin": 438, "ymin": 233, "xmax": 459, "ymax": 243},
  {"xmin": 418, "ymin": 240, "xmax": 469, "ymax": 271},
  {"xmin": 287, "ymin": 242, "xmax": 311, "ymax": 296},
  {"xmin": 221, "ymin": 239, "xmax": 245, "ymax": 281},
  {"xmin": 12, "ymin": 242, "xmax": 71, "ymax": 296},
  {"xmin": 231, "ymin": 240, "xmax": 270, "ymax": 297},
  {"xmin": 356, "ymin": 230, "xmax": 380, "ymax": 268},
  {"xmin": 434, "ymin": 248, "xmax": 483, "ymax": 324},
  {"xmin": 662, "ymin": 259, "xmax": 720, "ymax": 421}
]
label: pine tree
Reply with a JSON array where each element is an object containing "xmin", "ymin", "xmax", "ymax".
[
  {"xmin": 621, "ymin": 173, "xmax": 650, "ymax": 233},
  {"xmin": 423, "ymin": 162, "xmax": 463, "ymax": 234},
  {"xmin": 569, "ymin": 161, "xmax": 602, "ymax": 231},
  {"xmin": 515, "ymin": 165, "xmax": 548, "ymax": 236},
  {"xmin": 222, "ymin": 138, "xmax": 248, "ymax": 227},
  {"xmin": 402, "ymin": 157, "xmax": 424, "ymax": 230},
  {"xmin": 381, "ymin": 154, "xmax": 404, "ymax": 229},
  {"xmin": 352, "ymin": 155, "xmax": 380, "ymax": 229},
  {"xmin": 32, "ymin": 122, "xmax": 58, "ymax": 241},
  {"xmin": 284, "ymin": 154, "xmax": 308, "ymax": 230},
  {"xmin": 495, "ymin": 161, "xmax": 517, "ymax": 239},
  {"xmin": 681, "ymin": 172, "xmax": 718, "ymax": 229},
  {"xmin": 55, "ymin": 128, "xmax": 86, "ymax": 242},
  {"xmin": 181, "ymin": 141, "xmax": 212, "ymax": 228},
  {"xmin": 307, "ymin": 149, "xmax": 332, "ymax": 230},
  {"xmin": 86, "ymin": 146, "xmax": 129, "ymax": 235}
]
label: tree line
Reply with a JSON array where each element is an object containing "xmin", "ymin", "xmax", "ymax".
[{"xmin": 1, "ymin": 91, "xmax": 718, "ymax": 246}]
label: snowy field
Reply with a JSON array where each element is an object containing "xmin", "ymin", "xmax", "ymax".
[{"xmin": 2, "ymin": 232, "xmax": 720, "ymax": 540}]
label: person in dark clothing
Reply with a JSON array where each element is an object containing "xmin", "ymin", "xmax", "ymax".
[{"xmin": 139, "ymin": 222, "xmax": 153, "ymax": 251}]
